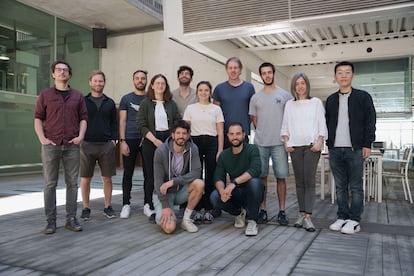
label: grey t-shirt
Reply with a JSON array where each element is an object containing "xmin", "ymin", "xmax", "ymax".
[
  {"xmin": 119, "ymin": 92, "xmax": 146, "ymax": 139},
  {"xmin": 249, "ymin": 87, "xmax": 293, "ymax": 146},
  {"xmin": 172, "ymin": 87, "xmax": 197, "ymax": 117},
  {"xmin": 334, "ymin": 92, "xmax": 352, "ymax": 147}
]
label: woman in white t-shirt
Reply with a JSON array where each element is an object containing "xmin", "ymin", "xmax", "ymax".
[
  {"xmin": 281, "ymin": 73, "xmax": 328, "ymax": 232},
  {"xmin": 183, "ymin": 81, "xmax": 224, "ymax": 224}
]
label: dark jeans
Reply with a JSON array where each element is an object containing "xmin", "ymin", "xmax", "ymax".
[
  {"xmin": 121, "ymin": 139, "xmax": 143, "ymax": 205},
  {"xmin": 290, "ymin": 145, "xmax": 320, "ymax": 214},
  {"xmin": 329, "ymin": 147, "xmax": 364, "ymax": 221},
  {"xmin": 141, "ymin": 130, "xmax": 170, "ymax": 210},
  {"xmin": 192, "ymin": 135, "xmax": 218, "ymax": 211},
  {"xmin": 41, "ymin": 144, "xmax": 80, "ymax": 222},
  {"xmin": 210, "ymin": 178, "xmax": 264, "ymax": 221}
]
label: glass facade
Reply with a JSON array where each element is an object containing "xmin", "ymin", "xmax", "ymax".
[{"xmin": 0, "ymin": 0, "xmax": 98, "ymax": 174}]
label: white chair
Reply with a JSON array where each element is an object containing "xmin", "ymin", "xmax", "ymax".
[{"xmin": 381, "ymin": 147, "xmax": 413, "ymax": 204}]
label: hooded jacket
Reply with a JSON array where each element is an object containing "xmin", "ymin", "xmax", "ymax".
[{"xmin": 153, "ymin": 136, "xmax": 202, "ymax": 208}]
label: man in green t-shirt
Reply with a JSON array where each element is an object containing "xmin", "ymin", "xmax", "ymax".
[{"xmin": 210, "ymin": 123, "xmax": 264, "ymax": 236}]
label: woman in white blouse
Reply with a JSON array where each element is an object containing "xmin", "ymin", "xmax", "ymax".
[
  {"xmin": 183, "ymin": 81, "xmax": 224, "ymax": 224},
  {"xmin": 281, "ymin": 73, "xmax": 328, "ymax": 232}
]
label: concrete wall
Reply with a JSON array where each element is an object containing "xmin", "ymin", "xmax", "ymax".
[{"xmin": 101, "ymin": 31, "xmax": 236, "ymax": 103}]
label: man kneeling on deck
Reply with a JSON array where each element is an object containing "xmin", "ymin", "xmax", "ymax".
[
  {"xmin": 210, "ymin": 123, "xmax": 264, "ymax": 236},
  {"xmin": 153, "ymin": 120, "xmax": 204, "ymax": 234}
]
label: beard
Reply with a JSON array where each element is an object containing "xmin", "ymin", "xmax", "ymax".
[
  {"xmin": 174, "ymin": 138, "xmax": 186, "ymax": 147},
  {"xmin": 134, "ymin": 82, "xmax": 146, "ymax": 91},
  {"xmin": 231, "ymin": 139, "xmax": 243, "ymax": 148},
  {"xmin": 263, "ymin": 78, "xmax": 274, "ymax": 86}
]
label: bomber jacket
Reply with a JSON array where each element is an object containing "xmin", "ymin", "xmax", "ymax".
[
  {"xmin": 84, "ymin": 93, "xmax": 118, "ymax": 142},
  {"xmin": 136, "ymin": 98, "xmax": 181, "ymax": 139},
  {"xmin": 325, "ymin": 87, "xmax": 376, "ymax": 150},
  {"xmin": 153, "ymin": 136, "xmax": 202, "ymax": 208}
]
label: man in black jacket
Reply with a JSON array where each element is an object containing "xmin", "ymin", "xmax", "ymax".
[
  {"xmin": 80, "ymin": 70, "xmax": 118, "ymax": 220},
  {"xmin": 325, "ymin": 61, "xmax": 376, "ymax": 234}
]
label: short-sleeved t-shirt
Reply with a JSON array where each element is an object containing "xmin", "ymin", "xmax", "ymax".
[
  {"xmin": 119, "ymin": 92, "xmax": 146, "ymax": 139},
  {"xmin": 249, "ymin": 87, "xmax": 293, "ymax": 146},
  {"xmin": 212, "ymin": 81, "xmax": 255, "ymax": 135},
  {"xmin": 183, "ymin": 103, "xmax": 224, "ymax": 136}
]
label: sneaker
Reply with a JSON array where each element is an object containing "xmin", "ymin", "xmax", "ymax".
[
  {"xmin": 103, "ymin": 206, "xmax": 116, "ymax": 218},
  {"xmin": 303, "ymin": 217, "xmax": 316, "ymax": 232},
  {"xmin": 234, "ymin": 208, "xmax": 246, "ymax": 228},
  {"xmin": 193, "ymin": 212, "xmax": 203, "ymax": 225},
  {"xmin": 277, "ymin": 211, "xmax": 289, "ymax": 226},
  {"xmin": 203, "ymin": 211, "xmax": 214, "ymax": 224},
  {"xmin": 43, "ymin": 221, "xmax": 56, "ymax": 235},
  {"xmin": 120, "ymin": 204, "xmax": 131, "ymax": 219},
  {"xmin": 329, "ymin": 219, "xmax": 347, "ymax": 231},
  {"xmin": 211, "ymin": 208, "xmax": 222, "ymax": 218},
  {"xmin": 294, "ymin": 215, "xmax": 304, "ymax": 228},
  {"xmin": 80, "ymin": 208, "xmax": 91, "ymax": 221},
  {"xmin": 341, "ymin": 220, "xmax": 361, "ymax": 234},
  {"xmin": 245, "ymin": 220, "xmax": 258, "ymax": 236},
  {"xmin": 143, "ymin": 203, "xmax": 155, "ymax": 217},
  {"xmin": 181, "ymin": 218, "xmax": 198, "ymax": 233},
  {"xmin": 65, "ymin": 217, "xmax": 82, "ymax": 232},
  {"xmin": 257, "ymin": 209, "xmax": 268, "ymax": 224}
]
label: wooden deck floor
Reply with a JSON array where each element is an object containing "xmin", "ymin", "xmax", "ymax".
[{"xmin": 0, "ymin": 169, "xmax": 413, "ymax": 275}]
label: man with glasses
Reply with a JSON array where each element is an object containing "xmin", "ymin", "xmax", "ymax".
[{"xmin": 34, "ymin": 60, "xmax": 88, "ymax": 234}]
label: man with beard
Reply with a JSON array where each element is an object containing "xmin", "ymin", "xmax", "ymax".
[
  {"xmin": 172, "ymin": 65, "xmax": 197, "ymax": 117},
  {"xmin": 210, "ymin": 123, "xmax": 264, "ymax": 236},
  {"xmin": 152, "ymin": 120, "xmax": 204, "ymax": 234},
  {"xmin": 212, "ymin": 57, "xmax": 255, "ymax": 149},
  {"xmin": 80, "ymin": 70, "xmax": 118, "ymax": 220},
  {"xmin": 118, "ymin": 70, "xmax": 148, "ymax": 219},
  {"xmin": 249, "ymin": 62, "xmax": 293, "ymax": 226}
]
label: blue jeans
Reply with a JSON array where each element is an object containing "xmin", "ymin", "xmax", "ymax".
[
  {"xmin": 329, "ymin": 148, "xmax": 364, "ymax": 221},
  {"xmin": 42, "ymin": 144, "xmax": 80, "ymax": 222},
  {"xmin": 210, "ymin": 178, "xmax": 264, "ymax": 221}
]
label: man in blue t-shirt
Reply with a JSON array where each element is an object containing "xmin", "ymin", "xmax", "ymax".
[
  {"xmin": 118, "ymin": 69, "xmax": 148, "ymax": 219},
  {"xmin": 212, "ymin": 57, "xmax": 255, "ymax": 149}
]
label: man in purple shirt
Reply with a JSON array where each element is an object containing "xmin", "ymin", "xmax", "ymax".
[{"xmin": 34, "ymin": 60, "xmax": 88, "ymax": 235}]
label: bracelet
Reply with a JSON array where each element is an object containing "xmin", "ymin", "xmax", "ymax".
[{"xmin": 120, "ymin": 139, "xmax": 126, "ymax": 142}]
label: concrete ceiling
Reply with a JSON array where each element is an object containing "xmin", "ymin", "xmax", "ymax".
[{"xmin": 17, "ymin": 0, "xmax": 163, "ymax": 33}]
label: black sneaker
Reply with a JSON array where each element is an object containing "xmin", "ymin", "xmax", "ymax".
[
  {"xmin": 211, "ymin": 208, "xmax": 222, "ymax": 218},
  {"xmin": 257, "ymin": 209, "xmax": 268, "ymax": 224},
  {"xmin": 43, "ymin": 221, "xmax": 56, "ymax": 235},
  {"xmin": 103, "ymin": 206, "xmax": 116, "ymax": 218},
  {"xmin": 80, "ymin": 208, "xmax": 91, "ymax": 221},
  {"xmin": 193, "ymin": 212, "xmax": 203, "ymax": 225},
  {"xmin": 65, "ymin": 217, "xmax": 82, "ymax": 232},
  {"xmin": 277, "ymin": 211, "xmax": 289, "ymax": 226}
]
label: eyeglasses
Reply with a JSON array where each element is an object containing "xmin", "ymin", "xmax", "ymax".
[{"xmin": 55, "ymin": 67, "xmax": 69, "ymax": 73}]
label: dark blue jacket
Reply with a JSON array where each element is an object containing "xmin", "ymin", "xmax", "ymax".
[
  {"xmin": 84, "ymin": 93, "xmax": 118, "ymax": 142},
  {"xmin": 325, "ymin": 88, "xmax": 376, "ymax": 150}
]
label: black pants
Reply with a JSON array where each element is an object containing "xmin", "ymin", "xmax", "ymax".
[
  {"xmin": 121, "ymin": 139, "xmax": 142, "ymax": 205},
  {"xmin": 141, "ymin": 130, "xmax": 170, "ymax": 210},
  {"xmin": 192, "ymin": 135, "xmax": 218, "ymax": 211}
]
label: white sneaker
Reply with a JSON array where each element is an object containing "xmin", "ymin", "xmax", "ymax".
[
  {"xmin": 120, "ymin": 204, "xmax": 131, "ymax": 219},
  {"xmin": 181, "ymin": 218, "xmax": 198, "ymax": 233},
  {"xmin": 245, "ymin": 220, "xmax": 258, "ymax": 236},
  {"xmin": 341, "ymin": 220, "xmax": 361, "ymax": 234},
  {"xmin": 143, "ymin": 203, "xmax": 155, "ymax": 217},
  {"xmin": 234, "ymin": 208, "xmax": 246, "ymax": 228},
  {"xmin": 329, "ymin": 219, "xmax": 347, "ymax": 231}
]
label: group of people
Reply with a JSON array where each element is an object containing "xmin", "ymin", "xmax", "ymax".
[{"xmin": 34, "ymin": 58, "xmax": 375, "ymax": 237}]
